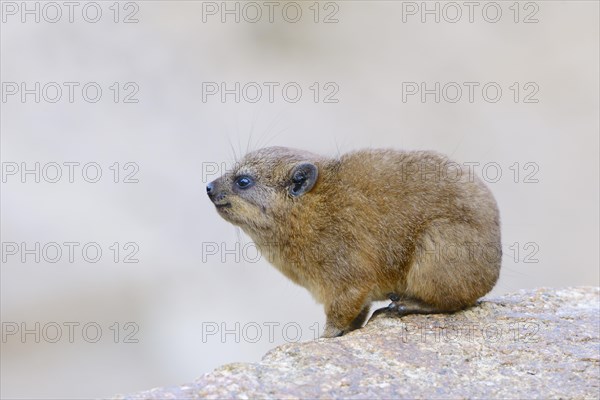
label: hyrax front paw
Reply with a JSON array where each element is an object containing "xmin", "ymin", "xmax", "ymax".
[
  {"xmin": 322, "ymin": 294, "xmax": 371, "ymax": 338},
  {"xmin": 321, "ymin": 323, "xmax": 344, "ymax": 338}
]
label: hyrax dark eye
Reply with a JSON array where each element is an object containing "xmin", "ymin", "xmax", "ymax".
[{"xmin": 235, "ymin": 176, "xmax": 254, "ymax": 189}]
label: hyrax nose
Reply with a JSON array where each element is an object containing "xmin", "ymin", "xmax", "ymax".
[{"xmin": 207, "ymin": 180, "xmax": 225, "ymax": 203}]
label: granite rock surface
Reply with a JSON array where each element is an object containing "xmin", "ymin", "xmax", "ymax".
[{"xmin": 116, "ymin": 287, "xmax": 600, "ymax": 399}]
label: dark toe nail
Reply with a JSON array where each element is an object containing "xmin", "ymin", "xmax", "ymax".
[{"xmin": 388, "ymin": 293, "xmax": 400, "ymax": 302}]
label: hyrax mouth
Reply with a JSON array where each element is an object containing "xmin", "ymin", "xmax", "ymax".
[{"xmin": 215, "ymin": 202, "xmax": 231, "ymax": 209}]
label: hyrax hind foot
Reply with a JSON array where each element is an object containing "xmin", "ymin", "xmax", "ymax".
[{"xmin": 370, "ymin": 294, "xmax": 454, "ymax": 320}]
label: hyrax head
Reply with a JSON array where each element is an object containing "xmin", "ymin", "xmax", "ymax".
[{"xmin": 206, "ymin": 147, "xmax": 320, "ymax": 232}]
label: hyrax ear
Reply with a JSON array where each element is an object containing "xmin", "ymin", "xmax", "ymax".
[{"xmin": 289, "ymin": 163, "xmax": 318, "ymax": 197}]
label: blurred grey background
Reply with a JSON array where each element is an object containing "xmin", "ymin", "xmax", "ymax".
[{"xmin": 1, "ymin": 1, "xmax": 598, "ymax": 399}]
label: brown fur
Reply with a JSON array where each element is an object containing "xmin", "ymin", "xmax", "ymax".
[{"xmin": 207, "ymin": 147, "xmax": 501, "ymax": 337}]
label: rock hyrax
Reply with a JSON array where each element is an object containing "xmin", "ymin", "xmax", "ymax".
[{"xmin": 207, "ymin": 147, "xmax": 501, "ymax": 338}]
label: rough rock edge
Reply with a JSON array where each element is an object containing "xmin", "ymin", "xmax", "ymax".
[{"xmin": 115, "ymin": 287, "xmax": 600, "ymax": 400}]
